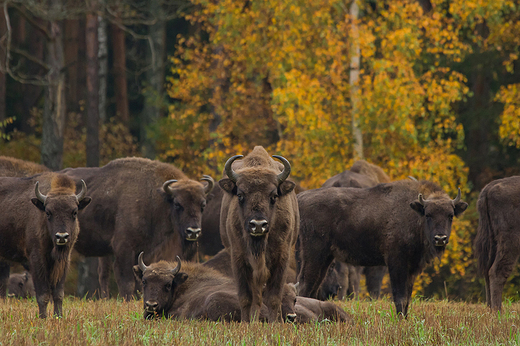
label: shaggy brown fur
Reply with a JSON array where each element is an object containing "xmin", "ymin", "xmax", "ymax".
[
  {"xmin": 297, "ymin": 179, "xmax": 467, "ymax": 316},
  {"xmin": 0, "ymin": 156, "xmax": 50, "ymax": 178},
  {"xmin": 61, "ymin": 157, "xmax": 214, "ymax": 300},
  {"xmin": 294, "ymin": 296, "xmax": 350, "ymax": 323},
  {"xmin": 474, "ymin": 176, "xmax": 520, "ymax": 311},
  {"xmin": 0, "ymin": 173, "xmax": 91, "ymax": 317},
  {"xmin": 219, "ymin": 147, "xmax": 299, "ymax": 322},
  {"xmin": 133, "ymin": 258, "xmax": 297, "ymax": 322}
]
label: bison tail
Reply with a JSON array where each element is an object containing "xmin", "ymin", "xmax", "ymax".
[{"xmin": 474, "ymin": 187, "xmax": 495, "ymax": 277}]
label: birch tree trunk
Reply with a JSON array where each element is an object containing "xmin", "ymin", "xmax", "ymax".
[
  {"xmin": 41, "ymin": 4, "xmax": 66, "ymax": 170},
  {"xmin": 350, "ymin": 0, "xmax": 363, "ymax": 160}
]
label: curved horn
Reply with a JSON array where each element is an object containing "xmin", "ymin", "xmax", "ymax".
[
  {"xmin": 162, "ymin": 179, "xmax": 178, "ymax": 193},
  {"xmin": 201, "ymin": 175, "xmax": 214, "ymax": 195},
  {"xmin": 418, "ymin": 193, "xmax": 426, "ymax": 206},
  {"xmin": 138, "ymin": 252, "xmax": 149, "ymax": 272},
  {"xmin": 34, "ymin": 181, "xmax": 47, "ymax": 204},
  {"xmin": 76, "ymin": 179, "xmax": 87, "ymax": 201},
  {"xmin": 224, "ymin": 155, "xmax": 243, "ymax": 183},
  {"xmin": 408, "ymin": 176, "xmax": 418, "ymax": 182},
  {"xmin": 273, "ymin": 155, "xmax": 291, "ymax": 185},
  {"xmin": 171, "ymin": 256, "xmax": 182, "ymax": 275},
  {"xmin": 452, "ymin": 187, "xmax": 461, "ymax": 205}
]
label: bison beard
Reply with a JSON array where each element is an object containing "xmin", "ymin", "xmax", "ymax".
[{"xmin": 297, "ymin": 179, "xmax": 467, "ymax": 317}]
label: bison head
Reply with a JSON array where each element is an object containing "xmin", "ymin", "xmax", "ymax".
[
  {"xmin": 219, "ymin": 155, "xmax": 295, "ymax": 238},
  {"xmin": 7, "ymin": 272, "xmax": 35, "ymax": 299},
  {"xmin": 410, "ymin": 188, "xmax": 468, "ymax": 254},
  {"xmin": 161, "ymin": 176, "xmax": 214, "ymax": 242},
  {"xmin": 281, "ymin": 283, "xmax": 298, "ymax": 323},
  {"xmin": 133, "ymin": 252, "xmax": 187, "ymax": 319},
  {"xmin": 31, "ymin": 179, "xmax": 91, "ymax": 249},
  {"xmin": 317, "ymin": 262, "xmax": 341, "ymax": 301}
]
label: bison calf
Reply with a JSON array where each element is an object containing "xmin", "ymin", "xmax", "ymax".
[
  {"xmin": 297, "ymin": 180, "xmax": 467, "ymax": 316},
  {"xmin": 8, "ymin": 272, "xmax": 35, "ymax": 298},
  {"xmin": 0, "ymin": 173, "xmax": 91, "ymax": 317}
]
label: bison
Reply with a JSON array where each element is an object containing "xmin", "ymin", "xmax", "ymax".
[
  {"xmin": 0, "ymin": 156, "xmax": 50, "ymax": 298},
  {"xmin": 0, "ymin": 173, "xmax": 91, "ymax": 317},
  {"xmin": 319, "ymin": 160, "xmax": 390, "ymax": 300},
  {"xmin": 8, "ymin": 272, "xmax": 35, "ymax": 298},
  {"xmin": 297, "ymin": 179, "xmax": 467, "ymax": 316},
  {"xmin": 219, "ymin": 147, "xmax": 299, "ymax": 322},
  {"xmin": 474, "ymin": 176, "xmax": 520, "ymax": 311},
  {"xmin": 294, "ymin": 296, "xmax": 350, "ymax": 323},
  {"xmin": 133, "ymin": 253, "xmax": 297, "ymax": 322},
  {"xmin": 61, "ymin": 157, "xmax": 214, "ymax": 300}
]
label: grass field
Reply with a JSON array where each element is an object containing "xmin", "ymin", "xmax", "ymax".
[{"xmin": 1, "ymin": 297, "xmax": 519, "ymax": 345}]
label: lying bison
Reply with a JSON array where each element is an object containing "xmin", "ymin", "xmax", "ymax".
[
  {"xmin": 8, "ymin": 272, "xmax": 35, "ymax": 298},
  {"xmin": 0, "ymin": 173, "xmax": 91, "ymax": 317},
  {"xmin": 61, "ymin": 157, "xmax": 213, "ymax": 300},
  {"xmin": 475, "ymin": 176, "xmax": 520, "ymax": 311},
  {"xmin": 219, "ymin": 147, "xmax": 299, "ymax": 322},
  {"xmin": 133, "ymin": 253, "xmax": 297, "ymax": 322},
  {"xmin": 297, "ymin": 179, "xmax": 467, "ymax": 316}
]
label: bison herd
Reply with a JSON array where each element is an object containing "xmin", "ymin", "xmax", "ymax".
[{"xmin": 0, "ymin": 147, "xmax": 516, "ymax": 321}]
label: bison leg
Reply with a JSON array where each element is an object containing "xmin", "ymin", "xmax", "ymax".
[
  {"xmin": 233, "ymin": 259, "xmax": 254, "ymax": 322},
  {"xmin": 113, "ymin": 252, "xmax": 136, "ymax": 301},
  {"xmin": 51, "ymin": 272, "xmax": 67, "ymax": 318},
  {"xmin": 365, "ymin": 266, "xmax": 386, "ymax": 300},
  {"xmin": 346, "ymin": 265, "xmax": 361, "ymax": 299},
  {"xmin": 387, "ymin": 262, "xmax": 411, "ymax": 317},
  {"xmin": 488, "ymin": 244, "xmax": 520, "ymax": 312},
  {"xmin": 98, "ymin": 256, "xmax": 111, "ymax": 299},
  {"xmin": 263, "ymin": 261, "xmax": 287, "ymax": 322},
  {"xmin": 484, "ymin": 270, "xmax": 491, "ymax": 308},
  {"xmin": 0, "ymin": 262, "xmax": 10, "ymax": 298},
  {"xmin": 297, "ymin": 249, "xmax": 334, "ymax": 299},
  {"xmin": 31, "ymin": 274, "xmax": 51, "ymax": 318}
]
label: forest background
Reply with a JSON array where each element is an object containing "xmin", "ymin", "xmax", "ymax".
[{"xmin": 0, "ymin": 0, "xmax": 520, "ymax": 302}]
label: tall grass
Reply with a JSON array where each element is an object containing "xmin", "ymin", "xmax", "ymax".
[{"xmin": 1, "ymin": 297, "xmax": 518, "ymax": 345}]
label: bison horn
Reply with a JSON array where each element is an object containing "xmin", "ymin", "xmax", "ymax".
[
  {"xmin": 452, "ymin": 188, "xmax": 461, "ymax": 205},
  {"xmin": 171, "ymin": 256, "xmax": 182, "ymax": 275},
  {"xmin": 418, "ymin": 193, "xmax": 426, "ymax": 206},
  {"xmin": 273, "ymin": 155, "xmax": 291, "ymax": 185},
  {"xmin": 162, "ymin": 179, "xmax": 178, "ymax": 193},
  {"xmin": 34, "ymin": 181, "xmax": 47, "ymax": 204},
  {"xmin": 224, "ymin": 155, "xmax": 243, "ymax": 183},
  {"xmin": 201, "ymin": 175, "xmax": 214, "ymax": 195},
  {"xmin": 138, "ymin": 252, "xmax": 149, "ymax": 272},
  {"xmin": 76, "ymin": 179, "xmax": 87, "ymax": 202},
  {"xmin": 408, "ymin": 176, "xmax": 418, "ymax": 182}
]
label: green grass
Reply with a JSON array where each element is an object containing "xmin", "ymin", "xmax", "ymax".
[{"xmin": 1, "ymin": 297, "xmax": 519, "ymax": 345}]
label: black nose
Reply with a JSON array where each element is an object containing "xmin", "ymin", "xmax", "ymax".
[
  {"xmin": 186, "ymin": 227, "xmax": 201, "ymax": 241},
  {"xmin": 249, "ymin": 219, "xmax": 269, "ymax": 235},
  {"xmin": 286, "ymin": 313, "xmax": 297, "ymax": 323},
  {"xmin": 55, "ymin": 233, "xmax": 69, "ymax": 244},
  {"xmin": 145, "ymin": 301, "xmax": 158, "ymax": 309}
]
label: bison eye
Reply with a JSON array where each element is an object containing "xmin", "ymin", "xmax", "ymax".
[
  {"xmin": 237, "ymin": 194, "xmax": 244, "ymax": 204},
  {"xmin": 45, "ymin": 211, "xmax": 52, "ymax": 219},
  {"xmin": 448, "ymin": 215, "xmax": 454, "ymax": 221},
  {"xmin": 165, "ymin": 283, "xmax": 172, "ymax": 291},
  {"xmin": 142, "ymin": 279, "xmax": 147, "ymax": 286},
  {"xmin": 174, "ymin": 203, "xmax": 184, "ymax": 211},
  {"xmin": 72, "ymin": 210, "xmax": 78, "ymax": 218},
  {"xmin": 270, "ymin": 195, "xmax": 277, "ymax": 205},
  {"xmin": 201, "ymin": 201, "xmax": 206, "ymax": 212}
]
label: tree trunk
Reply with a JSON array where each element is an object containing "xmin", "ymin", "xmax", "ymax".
[
  {"xmin": 41, "ymin": 14, "xmax": 66, "ymax": 171},
  {"xmin": 0, "ymin": 7, "xmax": 6, "ymax": 123},
  {"xmin": 64, "ymin": 19, "xmax": 80, "ymax": 112},
  {"xmin": 111, "ymin": 21, "xmax": 129, "ymax": 123},
  {"xmin": 350, "ymin": 0, "xmax": 363, "ymax": 160},
  {"xmin": 85, "ymin": 10, "xmax": 99, "ymax": 168},
  {"xmin": 98, "ymin": 13, "xmax": 107, "ymax": 123},
  {"xmin": 141, "ymin": 0, "xmax": 166, "ymax": 159}
]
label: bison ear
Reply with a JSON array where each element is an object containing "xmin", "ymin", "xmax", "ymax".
[
  {"xmin": 133, "ymin": 265, "xmax": 143, "ymax": 280},
  {"xmin": 278, "ymin": 180, "xmax": 295, "ymax": 196},
  {"xmin": 219, "ymin": 178, "xmax": 237, "ymax": 195},
  {"xmin": 31, "ymin": 198, "xmax": 45, "ymax": 211},
  {"xmin": 454, "ymin": 201, "xmax": 468, "ymax": 217},
  {"xmin": 410, "ymin": 201, "xmax": 425, "ymax": 215},
  {"xmin": 173, "ymin": 272, "xmax": 188, "ymax": 286},
  {"xmin": 78, "ymin": 197, "xmax": 92, "ymax": 210}
]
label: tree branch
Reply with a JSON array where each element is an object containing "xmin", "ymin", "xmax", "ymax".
[{"xmin": 11, "ymin": 3, "xmax": 51, "ymax": 40}]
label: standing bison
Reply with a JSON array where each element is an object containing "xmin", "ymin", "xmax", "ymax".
[
  {"xmin": 219, "ymin": 146, "xmax": 299, "ymax": 322},
  {"xmin": 0, "ymin": 173, "xmax": 91, "ymax": 317},
  {"xmin": 297, "ymin": 179, "xmax": 467, "ymax": 316},
  {"xmin": 61, "ymin": 157, "xmax": 214, "ymax": 300},
  {"xmin": 475, "ymin": 176, "xmax": 520, "ymax": 311}
]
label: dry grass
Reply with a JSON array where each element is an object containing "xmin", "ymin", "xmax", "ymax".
[{"xmin": 0, "ymin": 297, "xmax": 519, "ymax": 345}]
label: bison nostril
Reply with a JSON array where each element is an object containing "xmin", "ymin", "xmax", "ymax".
[
  {"xmin": 249, "ymin": 219, "xmax": 268, "ymax": 234},
  {"xmin": 145, "ymin": 301, "xmax": 158, "ymax": 309},
  {"xmin": 55, "ymin": 233, "xmax": 69, "ymax": 245},
  {"xmin": 186, "ymin": 227, "xmax": 201, "ymax": 241},
  {"xmin": 434, "ymin": 235, "xmax": 447, "ymax": 241},
  {"xmin": 286, "ymin": 313, "xmax": 297, "ymax": 322}
]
